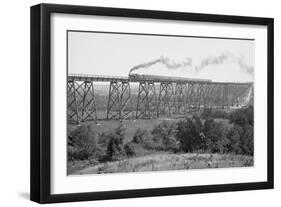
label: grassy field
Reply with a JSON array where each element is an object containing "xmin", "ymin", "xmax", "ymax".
[{"xmin": 68, "ymin": 153, "xmax": 253, "ymax": 175}]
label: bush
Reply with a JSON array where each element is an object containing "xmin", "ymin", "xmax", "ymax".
[
  {"xmin": 132, "ymin": 128, "xmax": 147, "ymax": 144},
  {"xmin": 106, "ymin": 124, "xmax": 127, "ymax": 161},
  {"xmin": 124, "ymin": 142, "xmax": 137, "ymax": 156},
  {"xmin": 229, "ymin": 106, "xmax": 253, "ymax": 127},
  {"xmin": 68, "ymin": 124, "xmax": 103, "ymax": 161},
  {"xmin": 201, "ymin": 108, "xmax": 229, "ymax": 119},
  {"xmin": 67, "ymin": 145, "xmax": 89, "ymax": 161},
  {"xmin": 174, "ymin": 107, "xmax": 254, "ymax": 156},
  {"xmin": 129, "ymin": 128, "xmax": 157, "ymax": 151},
  {"xmin": 176, "ymin": 117, "xmax": 203, "ymax": 152},
  {"xmin": 226, "ymin": 125, "xmax": 243, "ymax": 154},
  {"xmin": 228, "ymin": 106, "xmax": 254, "ymax": 155},
  {"xmin": 124, "ymin": 142, "xmax": 146, "ymax": 157},
  {"xmin": 203, "ymin": 119, "xmax": 229, "ymax": 153},
  {"xmin": 241, "ymin": 124, "xmax": 254, "ymax": 155},
  {"xmin": 151, "ymin": 121, "xmax": 179, "ymax": 152}
]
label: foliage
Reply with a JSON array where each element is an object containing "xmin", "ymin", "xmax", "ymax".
[
  {"xmin": 68, "ymin": 106, "xmax": 254, "ymax": 165},
  {"xmin": 124, "ymin": 142, "xmax": 147, "ymax": 157},
  {"xmin": 151, "ymin": 121, "xmax": 179, "ymax": 152},
  {"xmin": 174, "ymin": 106, "xmax": 253, "ymax": 155},
  {"xmin": 70, "ymin": 153, "xmax": 254, "ymax": 175},
  {"xmin": 228, "ymin": 106, "xmax": 254, "ymax": 155},
  {"xmin": 124, "ymin": 142, "xmax": 138, "ymax": 156},
  {"xmin": 106, "ymin": 124, "xmax": 127, "ymax": 161},
  {"xmin": 176, "ymin": 117, "xmax": 202, "ymax": 152},
  {"xmin": 240, "ymin": 124, "xmax": 254, "ymax": 155},
  {"xmin": 201, "ymin": 108, "xmax": 229, "ymax": 119},
  {"xmin": 124, "ymin": 128, "xmax": 154, "ymax": 157},
  {"xmin": 226, "ymin": 125, "xmax": 243, "ymax": 154},
  {"xmin": 203, "ymin": 119, "xmax": 229, "ymax": 153},
  {"xmin": 68, "ymin": 124, "xmax": 103, "ymax": 161},
  {"xmin": 229, "ymin": 106, "xmax": 254, "ymax": 126},
  {"xmin": 132, "ymin": 128, "xmax": 147, "ymax": 145}
]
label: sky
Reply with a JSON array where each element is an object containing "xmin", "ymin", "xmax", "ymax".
[{"xmin": 68, "ymin": 31, "xmax": 255, "ymax": 82}]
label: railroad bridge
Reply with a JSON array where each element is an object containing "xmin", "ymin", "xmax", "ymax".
[{"xmin": 67, "ymin": 73, "xmax": 253, "ymax": 124}]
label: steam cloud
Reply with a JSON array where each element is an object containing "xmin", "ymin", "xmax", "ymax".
[
  {"xmin": 195, "ymin": 52, "xmax": 254, "ymax": 75},
  {"xmin": 129, "ymin": 52, "xmax": 254, "ymax": 75},
  {"xmin": 129, "ymin": 56, "xmax": 192, "ymax": 73},
  {"xmin": 194, "ymin": 53, "xmax": 229, "ymax": 72},
  {"xmin": 237, "ymin": 56, "xmax": 254, "ymax": 74}
]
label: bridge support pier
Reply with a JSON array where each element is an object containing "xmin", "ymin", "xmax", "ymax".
[
  {"xmin": 158, "ymin": 82, "xmax": 174, "ymax": 117},
  {"xmin": 136, "ymin": 82, "xmax": 157, "ymax": 119},
  {"xmin": 107, "ymin": 81, "xmax": 131, "ymax": 120},
  {"xmin": 67, "ymin": 80, "xmax": 97, "ymax": 124},
  {"xmin": 174, "ymin": 83, "xmax": 187, "ymax": 114},
  {"xmin": 204, "ymin": 84, "xmax": 216, "ymax": 109},
  {"xmin": 186, "ymin": 83, "xmax": 196, "ymax": 112},
  {"xmin": 195, "ymin": 83, "xmax": 204, "ymax": 111}
]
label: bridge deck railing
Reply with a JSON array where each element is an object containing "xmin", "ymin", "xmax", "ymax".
[{"xmin": 68, "ymin": 73, "xmax": 253, "ymax": 86}]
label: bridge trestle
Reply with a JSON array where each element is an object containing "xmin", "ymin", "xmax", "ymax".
[
  {"xmin": 186, "ymin": 83, "xmax": 198, "ymax": 112},
  {"xmin": 136, "ymin": 81, "xmax": 158, "ymax": 119},
  {"xmin": 157, "ymin": 82, "xmax": 175, "ymax": 117},
  {"xmin": 107, "ymin": 81, "xmax": 131, "ymax": 120},
  {"xmin": 174, "ymin": 83, "xmax": 187, "ymax": 114},
  {"xmin": 67, "ymin": 80, "xmax": 97, "ymax": 124},
  {"xmin": 67, "ymin": 75, "xmax": 253, "ymax": 123}
]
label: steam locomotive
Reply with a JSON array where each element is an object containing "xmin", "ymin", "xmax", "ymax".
[{"xmin": 128, "ymin": 73, "xmax": 212, "ymax": 82}]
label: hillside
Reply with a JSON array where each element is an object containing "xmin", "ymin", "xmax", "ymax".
[{"xmin": 68, "ymin": 153, "xmax": 253, "ymax": 175}]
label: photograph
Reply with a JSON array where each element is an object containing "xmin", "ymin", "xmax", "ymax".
[
  {"xmin": 67, "ymin": 31, "xmax": 254, "ymax": 175},
  {"xmin": 29, "ymin": 2, "xmax": 274, "ymax": 204}
]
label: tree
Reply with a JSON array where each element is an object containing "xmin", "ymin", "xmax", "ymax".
[
  {"xmin": 176, "ymin": 117, "xmax": 203, "ymax": 152},
  {"xmin": 132, "ymin": 128, "xmax": 147, "ymax": 144},
  {"xmin": 106, "ymin": 124, "xmax": 127, "ymax": 161},
  {"xmin": 203, "ymin": 119, "xmax": 229, "ymax": 153},
  {"xmin": 68, "ymin": 124, "xmax": 102, "ymax": 161},
  {"xmin": 229, "ymin": 106, "xmax": 254, "ymax": 127},
  {"xmin": 201, "ymin": 108, "xmax": 229, "ymax": 119},
  {"xmin": 241, "ymin": 125, "xmax": 254, "ymax": 155},
  {"xmin": 151, "ymin": 121, "xmax": 179, "ymax": 151},
  {"xmin": 226, "ymin": 125, "xmax": 243, "ymax": 154},
  {"xmin": 124, "ymin": 128, "xmax": 151, "ymax": 157},
  {"xmin": 246, "ymin": 106, "xmax": 254, "ymax": 126},
  {"xmin": 124, "ymin": 142, "xmax": 138, "ymax": 157},
  {"xmin": 229, "ymin": 106, "xmax": 254, "ymax": 155}
]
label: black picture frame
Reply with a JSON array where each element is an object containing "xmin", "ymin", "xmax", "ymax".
[{"xmin": 30, "ymin": 3, "xmax": 274, "ymax": 204}]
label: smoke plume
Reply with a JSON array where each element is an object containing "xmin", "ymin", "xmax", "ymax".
[
  {"xmin": 194, "ymin": 52, "xmax": 254, "ymax": 75},
  {"xmin": 129, "ymin": 56, "xmax": 192, "ymax": 73},
  {"xmin": 129, "ymin": 52, "xmax": 254, "ymax": 75},
  {"xmin": 194, "ymin": 53, "xmax": 229, "ymax": 72},
  {"xmin": 237, "ymin": 56, "xmax": 254, "ymax": 74}
]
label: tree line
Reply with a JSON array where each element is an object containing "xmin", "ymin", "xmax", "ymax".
[{"xmin": 68, "ymin": 106, "xmax": 253, "ymax": 162}]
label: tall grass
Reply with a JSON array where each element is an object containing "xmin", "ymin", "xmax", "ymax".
[{"xmin": 73, "ymin": 153, "xmax": 253, "ymax": 175}]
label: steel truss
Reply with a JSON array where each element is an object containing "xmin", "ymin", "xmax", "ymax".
[
  {"xmin": 107, "ymin": 81, "xmax": 131, "ymax": 120},
  {"xmin": 67, "ymin": 80, "xmax": 97, "ymax": 124},
  {"xmin": 67, "ymin": 76, "xmax": 253, "ymax": 123},
  {"xmin": 186, "ymin": 83, "xmax": 197, "ymax": 112},
  {"xmin": 174, "ymin": 83, "xmax": 187, "ymax": 114},
  {"xmin": 158, "ymin": 82, "xmax": 175, "ymax": 117},
  {"xmin": 136, "ymin": 81, "xmax": 157, "ymax": 119}
]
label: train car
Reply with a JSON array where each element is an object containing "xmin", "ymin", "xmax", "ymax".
[{"xmin": 128, "ymin": 73, "xmax": 212, "ymax": 83}]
